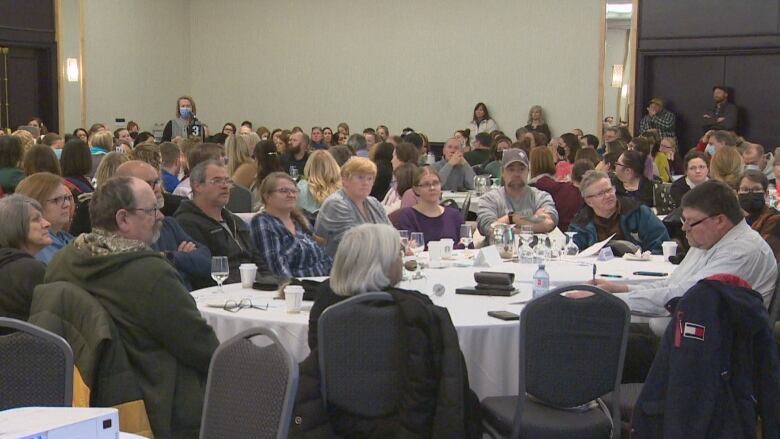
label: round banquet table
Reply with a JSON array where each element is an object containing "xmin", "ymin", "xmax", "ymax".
[{"xmin": 191, "ymin": 252, "xmax": 676, "ymax": 400}]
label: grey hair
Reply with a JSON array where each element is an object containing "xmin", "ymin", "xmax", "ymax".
[
  {"xmin": 527, "ymin": 105, "xmax": 545, "ymax": 124},
  {"xmin": 346, "ymin": 133, "xmax": 367, "ymax": 152},
  {"xmin": 190, "ymin": 159, "xmax": 223, "ymax": 185},
  {"xmin": 0, "ymin": 194, "xmax": 44, "ymax": 249},
  {"xmin": 579, "ymin": 170, "xmax": 611, "ymax": 196},
  {"xmin": 330, "ymin": 224, "xmax": 400, "ymax": 297}
]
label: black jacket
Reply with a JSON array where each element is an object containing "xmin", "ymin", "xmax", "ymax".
[
  {"xmin": 631, "ymin": 277, "xmax": 780, "ymax": 438},
  {"xmin": 174, "ymin": 200, "xmax": 269, "ymax": 289},
  {"xmin": 0, "ymin": 248, "xmax": 46, "ymax": 320},
  {"xmin": 290, "ymin": 282, "xmax": 482, "ymax": 438},
  {"xmin": 669, "ymin": 176, "xmax": 691, "ymax": 208},
  {"xmin": 613, "ymin": 175, "xmax": 655, "ymax": 208}
]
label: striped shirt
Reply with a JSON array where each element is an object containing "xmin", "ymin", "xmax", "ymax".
[{"xmin": 251, "ymin": 212, "xmax": 332, "ymax": 278}]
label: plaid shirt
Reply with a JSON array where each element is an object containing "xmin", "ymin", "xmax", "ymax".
[
  {"xmin": 251, "ymin": 213, "xmax": 332, "ymax": 278},
  {"xmin": 639, "ymin": 108, "xmax": 676, "ymax": 138}
]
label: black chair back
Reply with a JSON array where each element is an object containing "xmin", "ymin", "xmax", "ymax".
[
  {"xmin": 769, "ymin": 262, "xmax": 780, "ymax": 327},
  {"xmin": 200, "ymin": 327, "xmax": 298, "ymax": 439},
  {"xmin": 318, "ymin": 292, "xmax": 402, "ymax": 418},
  {"xmin": 515, "ymin": 284, "xmax": 630, "ymax": 435},
  {"xmin": 0, "ymin": 317, "xmax": 74, "ymax": 410}
]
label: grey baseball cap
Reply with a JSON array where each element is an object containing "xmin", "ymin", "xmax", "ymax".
[{"xmin": 501, "ymin": 148, "xmax": 529, "ymax": 168}]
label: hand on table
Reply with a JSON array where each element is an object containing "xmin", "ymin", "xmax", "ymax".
[{"xmin": 586, "ymin": 279, "xmax": 629, "ymax": 294}]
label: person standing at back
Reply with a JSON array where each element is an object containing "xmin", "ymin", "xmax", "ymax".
[
  {"xmin": 467, "ymin": 102, "xmax": 498, "ymax": 144},
  {"xmin": 702, "ymin": 85, "xmax": 738, "ymax": 133},
  {"xmin": 162, "ymin": 95, "xmax": 206, "ymax": 142}
]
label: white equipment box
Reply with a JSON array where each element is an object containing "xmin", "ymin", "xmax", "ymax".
[{"xmin": 0, "ymin": 407, "xmax": 119, "ymax": 439}]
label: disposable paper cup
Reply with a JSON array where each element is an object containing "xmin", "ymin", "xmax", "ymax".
[
  {"xmin": 285, "ymin": 286, "xmax": 305, "ymax": 313},
  {"xmin": 239, "ymin": 263, "xmax": 257, "ymax": 288},
  {"xmin": 440, "ymin": 239, "xmax": 454, "ymax": 258},
  {"xmin": 661, "ymin": 241, "xmax": 678, "ymax": 262}
]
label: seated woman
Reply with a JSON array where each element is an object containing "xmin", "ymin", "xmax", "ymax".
[
  {"xmin": 0, "ymin": 194, "xmax": 50, "ymax": 320},
  {"xmin": 15, "ymin": 173, "xmax": 75, "ymax": 264},
  {"xmin": 0, "ymin": 135, "xmax": 25, "ymax": 193},
  {"xmin": 315, "ymin": 157, "xmax": 390, "ymax": 257},
  {"xmin": 670, "ymin": 151, "xmax": 708, "ymax": 206},
  {"xmin": 709, "ymin": 146, "xmax": 743, "ymax": 190},
  {"xmin": 482, "ymin": 136, "xmax": 514, "ymax": 179},
  {"xmin": 61, "ymin": 139, "xmax": 95, "ymax": 197},
  {"xmin": 295, "ymin": 223, "xmax": 480, "ymax": 438},
  {"xmin": 554, "ymin": 133, "xmax": 580, "ymax": 182},
  {"xmin": 569, "ymin": 170, "xmax": 669, "ymax": 254},
  {"xmin": 397, "ymin": 167, "xmax": 465, "ymax": 246},
  {"xmin": 529, "ymin": 146, "xmax": 584, "ymax": 231},
  {"xmin": 297, "ymin": 150, "xmax": 341, "ymax": 217},
  {"xmin": 251, "ymin": 172, "xmax": 332, "ymax": 277},
  {"xmin": 613, "ymin": 150, "xmax": 655, "ymax": 207},
  {"xmin": 382, "ymin": 142, "xmax": 419, "ymax": 211},
  {"xmin": 738, "ymin": 170, "xmax": 780, "ymax": 261}
]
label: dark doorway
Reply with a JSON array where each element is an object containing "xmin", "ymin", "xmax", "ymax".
[{"xmin": 0, "ymin": 44, "xmax": 56, "ymax": 132}]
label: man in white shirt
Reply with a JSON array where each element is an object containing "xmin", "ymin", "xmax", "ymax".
[{"xmin": 595, "ymin": 180, "xmax": 777, "ymax": 315}]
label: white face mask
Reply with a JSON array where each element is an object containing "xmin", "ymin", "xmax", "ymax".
[
  {"xmin": 745, "ymin": 164, "xmax": 761, "ymax": 172},
  {"xmin": 705, "ymin": 143, "xmax": 716, "ymax": 155}
]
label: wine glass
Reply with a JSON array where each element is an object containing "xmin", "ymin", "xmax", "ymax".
[
  {"xmin": 564, "ymin": 231, "xmax": 579, "ymax": 257},
  {"xmin": 409, "ymin": 232, "xmax": 425, "ymax": 279},
  {"xmin": 534, "ymin": 234, "xmax": 548, "ymax": 262},
  {"xmin": 519, "ymin": 225, "xmax": 535, "ymax": 263},
  {"xmin": 211, "ymin": 256, "xmax": 229, "ymax": 294},
  {"xmin": 289, "ymin": 166, "xmax": 299, "ymax": 180},
  {"xmin": 459, "ymin": 224, "xmax": 473, "ymax": 257},
  {"xmin": 398, "ymin": 230, "xmax": 410, "ymax": 255}
]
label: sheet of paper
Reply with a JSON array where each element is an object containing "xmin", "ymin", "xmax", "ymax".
[
  {"xmin": 474, "ymin": 245, "xmax": 502, "ymax": 267},
  {"xmin": 575, "ymin": 233, "xmax": 616, "ymax": 258}
]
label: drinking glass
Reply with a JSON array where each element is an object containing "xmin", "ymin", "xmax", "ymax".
[
  {"xmin": 534, "ymin": 234, "xmax": 548, "ymax": 262},
  {"xmin": 399, "ymin": 230, "xmax": 410, "ymax": 256},
  {"xmin": 289, "ymin": 166, "xmax": 299, "ymax": 180},
  {"xmin": 410, "ymin": 232, "xmax": 425, "ymax": 279},
  {"xmin": 211, "ymin": 256, "xmax": 229, "ymax": 294},
  {"xmin": 519, "ymin": 225, "xmax": 535, "ymax": 263},
  {"xmin": 564, "ymin": 231, "xmax": 579, "ymax": 257},
  {"xmin": 459, "ymin": 224, "xmax": 473, "ymax": 257}
]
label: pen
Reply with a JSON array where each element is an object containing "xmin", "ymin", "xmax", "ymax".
[
  {"xmin": 600, "ymin": 274, "xmax": 623, "ymax": 279},
  {"xmin": 592, "ymin": 264, "xmax": 596, "ymax": 282}
]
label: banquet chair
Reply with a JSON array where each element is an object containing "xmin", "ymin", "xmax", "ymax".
[
  {"xmin": 0, "ymin": 317, "xmax": 73, "ymax": 410},
  {"xmin": 227, "ymin": 184, "xmax": 253, "ymax": 213},
  {"xmin": 200, "ymin": 327, "xmax": 298, "ymax": 439},
  {"xmin": 770, "ymin": 261, "xmax": 780, "ymax": 328},
  {"xmin": 318, "ymin": 292, "xmax": 402, "ymax": 417},
  {"xmin": 460, "ymin": 192, "xmax": 472, "ymax": 220},
  {"xmin": 481, "ymin": 284, "xmax": 630, "ymax": 439}
]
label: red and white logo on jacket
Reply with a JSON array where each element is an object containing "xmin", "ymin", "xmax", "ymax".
[{"xmin": 682, "ymin": 322, "xmax": 706, "ymax": 341}]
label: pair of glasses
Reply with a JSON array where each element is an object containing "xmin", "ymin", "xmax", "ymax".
[
  {"xmin": 46, "ymin": 194, "xmax": 74, "ymax": 206},
  {"xmin": 208, "ymin": 178, "xmax": 234, "ymax": 186},
  {"xmin": 585, "ymin": 187, "xmax": 615, "ymax": 199},
  {"xmin": 273, "ymin": 188, "xmax": 300, "ymax": 195},
  {"xmin": 224, "ymin": 298, "xmax": 268, "ymax": 312},
  {"xmin": 129, "ymin": 207, "xmax": 160, "ymax": 216},
  {"xmin": 681, "ymin": 214, "xmax": 717, "ymax": 229},
  {"xmin": 415, "ymin": 182, "xmax": 442, "ymax": 189}
]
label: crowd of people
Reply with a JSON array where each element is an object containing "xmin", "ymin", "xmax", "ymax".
[{"xmin": 1, "ymin": 88, "xmax": 779, "ymax": 437}]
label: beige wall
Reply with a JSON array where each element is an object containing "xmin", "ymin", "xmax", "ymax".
[
  {"xmin": 81, "ymin": 0, "xmax": 190, "ymax": 133},
  {"xmin": 604, "ymin": 26, "xmax": 629, "ymax": 123},
  {"xmin": 64, "ymin": 0, "xmax": 601, "ymax": 139}
]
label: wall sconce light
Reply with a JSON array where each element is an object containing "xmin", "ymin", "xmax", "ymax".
[
  {"xmin": 66, "ymin": 58, "xmax": 79, "ymax": 82},
  {"xmin": 611, "ymin": 64, "xmax": 624, "ymax": 88}
]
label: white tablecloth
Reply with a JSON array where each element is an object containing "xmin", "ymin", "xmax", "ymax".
[{"xmin": 192, "ymin": 253, "xmax": 675, "ymax": 399}]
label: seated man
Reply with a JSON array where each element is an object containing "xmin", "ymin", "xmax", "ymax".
[
  {"xmin": 477, "ymin": 148, "xmax": 558, "ymax": 242},
  {"xmin": 569, "ymin": 170, "xmax": 669, "ymax": 254},
  {"xmin": 737, "ymin": 170, "xmax": 780, "ymax": 261},
  {"xmin": 175, "ymin": 159, "xmax": 270, "ymax": 288},
  {"xmin": 45, "ymin": 176, "xmax": 219, "ymax": 438},
  {"xmin": 595, "ymin": 180, "xmax": 777, "ymax": 314},
  {"xmin": 433, "ymin": 137, "xmax": 476, "ymax": 191},
  {"xmin": 116, "ymin": 160, "xmax": 211, "ymax": 290}
]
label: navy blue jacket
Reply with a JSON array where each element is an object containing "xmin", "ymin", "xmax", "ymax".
[
  {"xmin": 631, "ymin": 278, "xmax": 780, "ymax": 438},
  {"xmin": 569, "ymin": 196, "xmax": 669, "ymax": 254},
  {"xmin": 151, "ymin": 217, "xmax": 211, "ymax": 291}
]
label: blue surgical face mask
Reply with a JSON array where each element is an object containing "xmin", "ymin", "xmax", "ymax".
[
  {"xmin": 53, "ymin": 148, "xmax": 62, "ymax": 159},
  {"xmin": 179, "ymin": 107, "xmax": 192, "ymax": 119},
  {"xmin": 705, "ymin": 143, "xmax": 716, "ymax": 156}
]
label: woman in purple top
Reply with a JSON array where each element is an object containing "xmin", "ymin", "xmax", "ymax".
[{"xmin": 397, "ymin": 166, "xmax": 465, "ymax": 247}]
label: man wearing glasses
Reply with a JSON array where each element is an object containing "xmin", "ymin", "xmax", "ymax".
[
  {"xmin": 45, "ymin": 176, "xmax": 219, "ymax": 438},
  {"xmin": 175, "ymin": 159, "xmax": 270, "ymax": 289},
  {"xmin": 594, "ymin": 180, "xmax": 777, "ymax": 314},
  {"xmin": 116, "ymin": 160, "xmax": 211, "ymax": 290},
  {"xmin": 570, "ymin": 170, "xmax": 668, "ymax": 254}
]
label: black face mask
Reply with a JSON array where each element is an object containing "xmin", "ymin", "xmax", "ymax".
[
  {"xmin": 738, "ymin": 192, "xmax": 765, "ymax": 214},
  {"xmin": 557, "ymin": 146, "xmax": 567, "ymax": 157}
]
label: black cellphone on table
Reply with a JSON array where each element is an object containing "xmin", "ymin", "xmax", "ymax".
[
  {"xmin": 488, "ymin": 310, "xmax": 520, "ymax": 321},
  {"xmin": 633, "ymin": 271, "xmax": 668, "ymax": 277}
]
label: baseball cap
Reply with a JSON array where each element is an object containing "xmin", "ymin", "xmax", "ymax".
[
  {"xmin": 501, "ymin": 148, "xmax": 529, "ymax": 168},
  {"xmin": 649, "ymin": 97, "xmax": 663, "ymax": 107}
]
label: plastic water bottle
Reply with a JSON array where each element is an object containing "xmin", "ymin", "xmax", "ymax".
[
  {"xmin": 532, "ymin": 263, "xmax": 550, "ymax": 298},
  {"xmin": 426, "ymin": 152, "xmax": 435, "ymax": 165},
  {"xmin": 769, "ymin": 186, "xmax": 777, "ymax": 208}
]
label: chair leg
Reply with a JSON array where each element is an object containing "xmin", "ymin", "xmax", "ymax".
[{"xmin": 481, "ymin": 421, "xmax": 504, "ymax": 439}]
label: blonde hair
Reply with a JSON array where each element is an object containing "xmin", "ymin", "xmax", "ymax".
[
  {"xmin": 11, "ymin": 130, "xmax": 35, "ymax": 153},
  {"xmin": 304, "ymin": 150, "xmax": 341, "ymax": 204},
  {"xmin": 91, "ymin": 131, "xmax": 114, "ymax": 150},
  {"xmin": 16, "ymin": 172, "xmax": 64, "ymax": 207},
  {"xmin": 257, "ymin": 172, "xmax": 311, "ymax": 232},
  {"xmin": 709, "ymin": 147, "xmax": 743, "ymax": 190},
  {"xmin": 94, "ymin": 152, "xmax": 129, "ymax": 188},
  {"xmin": 226, "ymin": 133, "xmax": 256, "ymax": 176},
  {"xmin": 340, "ymin": 156, "xmax": 377, "ymax": 179}
]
